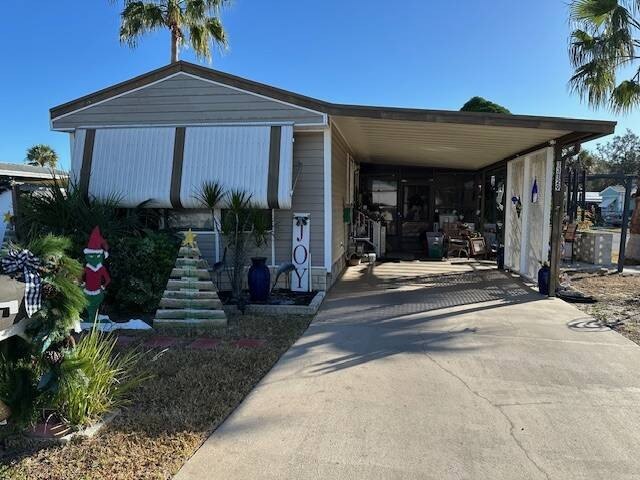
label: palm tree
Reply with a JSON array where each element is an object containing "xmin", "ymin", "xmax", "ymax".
[
  {"xmin": 568, "ymin": 0, "xmax": 640, "ymax": 113},
  {"xmin": 569, "ymin": 1, "xmax": 640, "ymax": 263},
  {"xmin": 25, "ymin": 144, "xmax": 58, "ymax": 168},
  {"xmin": 118, "ymin": 0, "xmax": 228, "ymax": 63}
]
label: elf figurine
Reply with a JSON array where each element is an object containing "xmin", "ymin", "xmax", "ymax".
[{"xmin": 83, "ymin": 226, "xmax": 111, "ymax": 323}]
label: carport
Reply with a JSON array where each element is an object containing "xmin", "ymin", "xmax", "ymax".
[{"xmin": 329, "ymin": 108, "xmax": 616, "ymax": 294}]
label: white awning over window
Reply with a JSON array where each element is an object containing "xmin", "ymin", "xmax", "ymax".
[{"xmin": 72, "ymin": 125, "xmax": 294, "ymax": 209}]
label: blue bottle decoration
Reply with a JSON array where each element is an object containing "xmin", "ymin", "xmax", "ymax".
[
  {"xmin": 538, "ymin": 264, "xmax": 550, "ymax": 295},
  {"xmin": 248, "ymin": 257, "xmax": 271, "ymax": 302},
  {"xmin": 531, "ymin": 178, "xmax": 539, "ymax": 203}
]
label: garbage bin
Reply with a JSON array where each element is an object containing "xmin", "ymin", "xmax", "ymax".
[{"xmin": 426, "ymin": 233, "xmax": 445, "ymax": 259}]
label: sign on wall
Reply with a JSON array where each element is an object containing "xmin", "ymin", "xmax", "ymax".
[{"xmin": 291, "ymin": 213, "xmax": 311, "ymax": 292}]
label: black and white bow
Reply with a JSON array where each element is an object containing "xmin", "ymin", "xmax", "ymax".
[
  {"xmin": 1, "ymin": 249, "xmax": 42, "ymax": 317},
  {"xmin": 294, "ymin": 216, "xmax": 309, "ymax": 227}
]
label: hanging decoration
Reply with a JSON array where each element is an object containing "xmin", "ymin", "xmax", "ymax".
[
  {"xmin": 512, "ymin": 195, "xmax": 523, "ymax": 218},
  {"xmin": 496, "ymin": 182, "xmax": 504, "ymax": 212},
  {"xmin": 82, "ymin": 226, "xmax": 111, "ymax": 324},
  {"xmin": 531, "ymin": 178, "xmax": 539, "ymax": 203},
  {"xmin": 1, "ymin": 248, "xmax": 42, "ymax": 317}
]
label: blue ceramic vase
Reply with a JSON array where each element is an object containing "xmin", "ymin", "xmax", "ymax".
[{"xmin": 248, "ymin": 257, "xmax": 271, "ymax": 302}]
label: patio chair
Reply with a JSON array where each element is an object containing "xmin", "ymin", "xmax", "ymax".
[{"xmin": 442, "ymin": 223, "xmax": 469, "ymax": 258}]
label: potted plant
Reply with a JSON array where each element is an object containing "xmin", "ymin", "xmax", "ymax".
[{"xmin": 196, "ymin": 182, "xmax": 271, "ymax": 303}]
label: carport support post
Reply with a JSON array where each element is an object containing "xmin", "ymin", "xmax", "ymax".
[
  {"xmin": 618, "ymin": 176, "xmax": 633, "ymax": 273},
  {"xmin": 549, "ymin": 144, "xmax": 565, "ymax": 297}
]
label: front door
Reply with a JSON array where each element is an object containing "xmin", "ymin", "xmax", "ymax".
[{"xmin": 399, "ymin": 182, "xmax": 432, "ymax": 252}]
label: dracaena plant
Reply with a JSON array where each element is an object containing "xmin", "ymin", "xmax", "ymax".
[{"xmin": 195, "ymin": 182, "xmax": 271, "ymax": 300}]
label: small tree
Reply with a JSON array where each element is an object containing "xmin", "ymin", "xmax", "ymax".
[
  {"xmin": 460, "ymin": 96, "xmax": 511, "ymax": 114},
  {"xmin": 25, "ymin": 144, "xmax": 58, "ymax": 168},
  {"xmin": 196, "ymin": 182, "xmax": 270, "ymax": 300}
]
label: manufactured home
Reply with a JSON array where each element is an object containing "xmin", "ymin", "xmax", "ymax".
[{"xmin": 50, "ymin": 62, "xmax": 615, "ymax": 292}]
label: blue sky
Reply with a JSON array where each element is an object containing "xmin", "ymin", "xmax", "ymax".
[{"xmin": 2, "ymin": 0, "xmax": 638, "ymax": 169}]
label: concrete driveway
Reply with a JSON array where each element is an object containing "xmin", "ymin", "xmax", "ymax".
[{"xmin": 176, "ymin": 261, "xmax": 640, "ymax": 479}]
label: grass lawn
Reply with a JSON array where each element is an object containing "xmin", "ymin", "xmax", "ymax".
[
  {"xmin": 570, "ymin": 272, "xmax": 640, "ymax": 344},
  {"xmin": 0, "ymin": 313, "xmax": 312, "ymax": 480}
]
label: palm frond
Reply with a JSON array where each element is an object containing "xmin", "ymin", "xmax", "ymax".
[
  {"xmin": 610, "ymin": 78, "xmax": 640, "ymax": 111},
  {"xmin": 571, "ymin": 0, "xmax": 619, "ymax": 26},
  {"xmin": 569, "ymin": 58, "xmax": 617, "ymax": 108},
  {"xmin": 120, "ymin": 1, "xmax": 166, "ymax": 47}
]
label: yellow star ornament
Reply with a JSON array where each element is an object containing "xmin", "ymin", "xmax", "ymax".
[
  {"xmin": 182, "ymin": 229, "xmax": 197, "ymax": 248},
  {"xmin": 3, "ymin": 212, "xmax": 13, "ymax": 224}
]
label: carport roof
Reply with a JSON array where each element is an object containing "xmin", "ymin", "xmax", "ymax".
[{"xmin": 50, "ymin": 61, "xmax": 616, "ymax": 170}]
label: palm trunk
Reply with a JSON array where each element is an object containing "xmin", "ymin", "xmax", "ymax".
[{"xmin": 170, "ymin": 29, "xmax": 179, "ymax": 63}]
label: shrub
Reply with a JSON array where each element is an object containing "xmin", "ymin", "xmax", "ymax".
[
  {"xmin": 51, "ymin": 328, "xmax": 149, "ymax": 426},
  {"xmin": 108, "ymin": 231, "xmax": 181, "ymax": 314},
  {"xmin": 18, "ymin": 176, "xmax": 153, "ymax": 259},
  {"xmin": 0, "ymin": 355, "xmax": 41, "ymax": 426},
  {"xmin": 460, "ymin": 96, "xmax": 511, "ymax": 114}
]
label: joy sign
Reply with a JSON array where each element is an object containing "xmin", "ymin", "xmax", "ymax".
[{"xmin": 291, "ymin": 213, "xmax": 311, "ymax": 292}]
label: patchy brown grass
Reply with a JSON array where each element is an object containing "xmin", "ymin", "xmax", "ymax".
[
  {"xmin": 0, "ymin": 314, "xmax": 311, "ymax": 480},
  {"xmin": 570, "ymin": 273, "xmax": 640, "ymax": 344}
]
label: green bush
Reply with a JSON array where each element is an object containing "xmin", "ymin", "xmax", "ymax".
[
  {"xmin": 0, "ymin": 355, "xmax": 41, "ymax": 426},
  {"xmin": 18, "ymin": 176, "xmax": 154, "ymax": 259},
  {"xmin": 108, "ymin": 231, "xmax": 181, "ymax": 314},
  {"xmin": 52, "ymin": 328, "xmax": 149, "ymax": 426},
  {"xmin": 460, "ymin": 96, "xmax": 511, "ymax": 114}
]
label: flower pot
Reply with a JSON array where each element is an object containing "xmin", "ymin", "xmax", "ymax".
[
  {"xmin": 538, "ymin": 265, "xmax": 550, "ymax": 296},
  {"xmin": 248, "ymin": 257, "xmax": 271, "ymax": 302}
]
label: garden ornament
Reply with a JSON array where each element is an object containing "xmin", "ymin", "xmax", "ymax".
[
  {"xmin": 511, "ymin": 195, "xmax": 522, "ymax": 218},
  {"xmin": 83, "ymin": 226, "xmax": 111, "ymax": 324},
  {"xmin": 1, "ymin": 248, "xmax": 42, "ymax": 317}
]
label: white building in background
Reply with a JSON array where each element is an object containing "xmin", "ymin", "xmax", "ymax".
[{"xmin": 0, "ymin": 163, "xmax": 67, "ymax": 245}]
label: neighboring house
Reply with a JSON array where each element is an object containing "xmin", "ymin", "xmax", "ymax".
[
  {"xmin": 0, "ymin": 163, "xmax": 67, "ymax": 246},
  {"xmin": 600, "ymin": 185, "xmax": 637, "ymax": 216},
  {"xmin": 585, "ymin": 191, "xmax": 602, "ymax": 207},
  {"xmin": 49, "ymin": 61, "xmax": 615, "ymax": 288}
]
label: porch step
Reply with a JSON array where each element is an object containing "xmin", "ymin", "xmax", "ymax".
[
  {"xmin": 155, "ymin": 309, "xmax": 227, "ymax": 320},
  {"xmin": 159, "ymin": 297, "xmax": 223, "ymax": 309}
]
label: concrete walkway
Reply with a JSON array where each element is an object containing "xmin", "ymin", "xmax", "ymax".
[{"xmin": 176, "ymin": 261, "xmax": 640, "ymax": 479}]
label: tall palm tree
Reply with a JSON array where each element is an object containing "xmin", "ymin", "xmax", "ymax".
[
  {"xmin": 25, "ymin": 144, "xmax": 58, "ymax": 168},
  {"xmin": 569, "ymin": 1, "xmax": 640, "ymax": 263},
  {"xmin": 118, "ymin": 0, "xmax": 228, "ymax": 63},
  {"xmin": 569, "ymin": 0, "xmax": 640, "ymax": 113}
]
